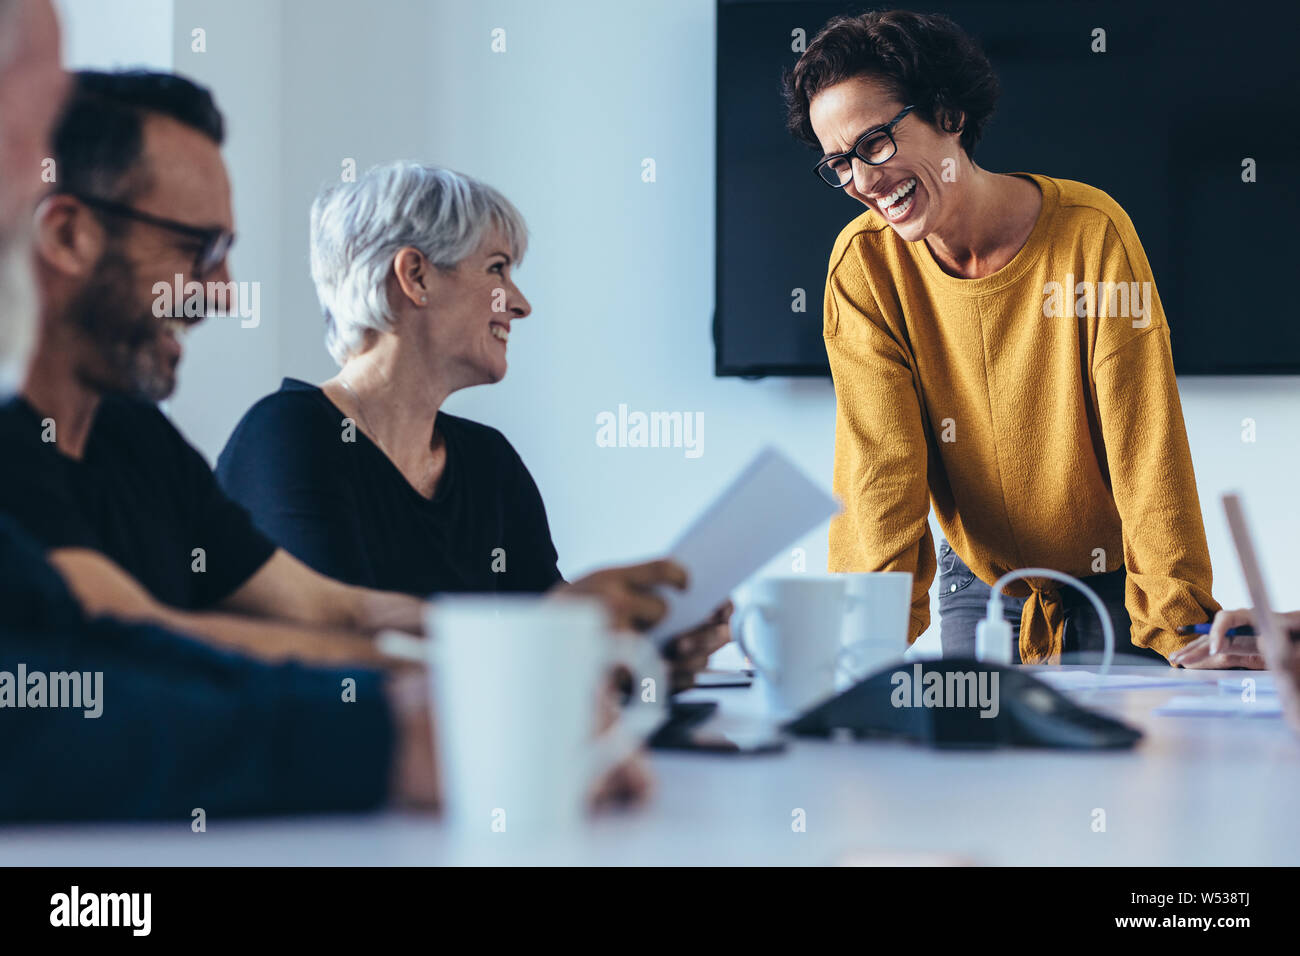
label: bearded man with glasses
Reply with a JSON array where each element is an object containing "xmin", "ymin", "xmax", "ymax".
[{"xmin": 0, "ymin": 69, "xmax": 438, "ymax": 656}]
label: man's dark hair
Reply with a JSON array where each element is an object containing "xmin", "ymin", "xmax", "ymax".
[
  {"xmin": 51, "ymin": 70, "xmax": 225, "ymax": 203},
  {"xmin": 783, "ymin": 10, "xmax": 1000, "ymax": 158}
]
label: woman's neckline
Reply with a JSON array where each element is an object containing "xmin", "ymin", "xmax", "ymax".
[
  {"xmin": 290, "ymin": 377, "xmax": 455, "ymax": 506},
  {"xmin": 912, "ymin": 172, "xmax": 1056, "ymax": 296}
]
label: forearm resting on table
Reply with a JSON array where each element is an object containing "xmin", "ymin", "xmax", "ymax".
[
  {"xmin": 218, "ymin": 548, "xmax": 428, "ymax": 637},
  {"xmin": 47, "ymin": 548, "xmax": 404, "ymax": 668}
]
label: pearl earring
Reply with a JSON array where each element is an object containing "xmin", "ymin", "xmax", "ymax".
[{"xmin": 421, "ymin": 296, "xmax": 428, "ymax": 304}]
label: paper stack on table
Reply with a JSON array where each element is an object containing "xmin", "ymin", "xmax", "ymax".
[
  {"xmin": 1154, "ymin": 696, "xmax": 1282, "ymax": 717},
  {"xmin": 1217, "ymin": 674, "xmax": 1277, "ymax": 695},
  {"xmin": 1032, "ymin": 670, "xmax": 1188, "ymax": 692}
]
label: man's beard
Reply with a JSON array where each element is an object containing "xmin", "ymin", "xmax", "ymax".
[
  {"xmin": 0, "ymin": 228, "xmax": 37, "ymax": 395},
  {"xmin": 68, "ymin": 249, "xmax": 178, "ymax": 403}
]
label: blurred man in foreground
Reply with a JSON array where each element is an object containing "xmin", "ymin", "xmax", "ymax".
[{"xmin": 0, "ymin": 0, "xmax": 438, "ymax": 821}]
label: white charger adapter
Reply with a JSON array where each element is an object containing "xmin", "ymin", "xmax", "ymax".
[{"xmin": 974, "ymin": 567, "xmax": 1116, "ymax": 692}]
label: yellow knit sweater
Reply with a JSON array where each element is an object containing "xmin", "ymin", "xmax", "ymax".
[{"xmin": 824, "ymin": 172, "xmax": 1219, "ymax": 663}]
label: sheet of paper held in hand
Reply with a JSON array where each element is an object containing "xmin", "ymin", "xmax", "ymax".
[{"xmin": 647, "ymin": 446, "xmax": 841, "ymax": 647}]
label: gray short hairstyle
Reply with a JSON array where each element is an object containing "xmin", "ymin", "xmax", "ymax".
[{"xmin": 310, "ymin": 161, "xmax": 529, "ymax": 365}]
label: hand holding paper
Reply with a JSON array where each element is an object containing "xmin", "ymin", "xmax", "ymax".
[{"xmin": 647, "ymin": 447, "xmax": 841, "ymax": 646}]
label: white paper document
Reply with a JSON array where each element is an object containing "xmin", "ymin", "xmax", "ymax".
[
  {"xmin": 1217, "ymin": 674, "xmax": 1277, "ymax": 695},
  {"xmin": 1154, "ymin": 695, "xmax": 1283, "ymax": 717},
  {"xmin": 1033, "ymin": 670, "xmax": 1188, "ymax": 692},
  {"xmin": 647, "ymin": 447, "xmax": 840, "ymax": 645}
]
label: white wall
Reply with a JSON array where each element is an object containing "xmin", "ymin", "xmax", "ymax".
[
  {"xmin": 55, "ymin": 0, "xmax": 172, "ymax": 70},
  {"xmin": 165, "ymin": 0, "xmax": 283, "ymax": 461},
  {"xmin": 56, "ymin": 0, "xmax": 1300, "ymax": 656},
  {"xmin": 1180, "ymin": 378, "xmax": 1300, "ymax": 614}
]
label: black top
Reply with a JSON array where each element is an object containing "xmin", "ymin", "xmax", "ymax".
[
  {"xmin": 0, "ymin": 516, "xmax": 393, "ymax": 821},
  {"xmin": 0, "ymin": 394, "xmax": 276, "ymax": 610},
  {"xmin": 215, "ymin": 378, "xmax": 563, "ymax": 597}
]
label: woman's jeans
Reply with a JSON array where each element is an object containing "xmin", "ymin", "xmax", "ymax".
[{"xmin": 936, "ymin": 539, "xmax": 1167, "ymax": 664}]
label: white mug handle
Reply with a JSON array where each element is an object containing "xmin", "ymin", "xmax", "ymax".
[
  {"xmin": 836, "ymin": 638, "xmax": 893, "ymax": 682},
  {"xmin": 587, "ymin": 633, "xmax": 669, "ymax": 783},
  {"xmin": 837, "ymin": 590, "xmax": 906, "ymax": 681},
  {"xmin": 734, "ymin": 603, "xmax": 779, "ymax": 682}
]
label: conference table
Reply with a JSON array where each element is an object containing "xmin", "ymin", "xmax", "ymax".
[{"xmin": 2, "ymin": 664, "xmax": 1297, "ymax": 866}]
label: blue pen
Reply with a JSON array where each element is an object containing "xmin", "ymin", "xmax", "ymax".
[{"xmin": 1176, "ymin": 623, "xmax": 1255, "ymax": 637}]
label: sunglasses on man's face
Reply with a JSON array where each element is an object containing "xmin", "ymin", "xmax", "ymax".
[{"xmin": 67, "ymin": 192, "xmax": 235, "ymax": 277}]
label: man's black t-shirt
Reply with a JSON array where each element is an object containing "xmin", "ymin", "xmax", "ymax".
[
  {"xmin": 0, "ymin": 394, "xmax": 276, "ymax": 610},
  {"xmin": 215, "ymin": 378, "xmax": 563, "ymax": 597}
]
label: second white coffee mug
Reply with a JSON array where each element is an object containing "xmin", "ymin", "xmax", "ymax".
[
  {"xmin": 735, "ymin": 577, "xmax": 853, "ymax": 718},
  {"xmin": 837, "ymin": 571, "xmax": 913, "ymax": 677}
]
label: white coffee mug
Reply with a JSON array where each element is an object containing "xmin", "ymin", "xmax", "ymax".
[
  {"xmin": 735, "ymin": 577, "xmax": 857, "ymax": 718},
  {"xmin": 837, "ymin": 571, "xmax": 913, "ymax": 679},
  {"xmin": 426, "ymin": 595, "xmax": 667, "ymax": 836}
]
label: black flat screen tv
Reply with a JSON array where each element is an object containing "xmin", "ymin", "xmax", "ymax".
[{"xmin": 714, "ymin": 0, "xmax": 1300, "ymax": 376}]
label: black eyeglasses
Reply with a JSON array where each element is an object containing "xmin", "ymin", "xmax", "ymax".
[
  {"xmin": 65, "ymin": 192, "xmax": 235, "ymax": 277},
  {"xmin": 813, "ymin": 105, "xmax": 915, "ymax": 188}
]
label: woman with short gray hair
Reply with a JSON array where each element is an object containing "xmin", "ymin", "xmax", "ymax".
[
  {"xmin": 311, "ymin": 162, "xmax": 530, "ymax": 370},
  {"xmin": 217, "ymin": 162, "xmax": 729, "ymax": 688}
]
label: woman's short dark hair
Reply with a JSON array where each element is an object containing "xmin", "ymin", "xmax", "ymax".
[{"xmin": 783, "ymin": 10, "xmax": 1000, "ymax": 158}]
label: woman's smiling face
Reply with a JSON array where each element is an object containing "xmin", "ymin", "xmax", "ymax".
[
  {"xmin": 809, "ymin": 74, "xmax": 964, "ymax": 242},
  {"xmin": 390, "ymin": 227, "xmax": 531, "ymax": 391}
]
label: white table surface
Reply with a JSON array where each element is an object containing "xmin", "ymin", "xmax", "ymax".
[{"xmin": 2, "ymin": 665, "xmax": 1297, "ymax": 866}]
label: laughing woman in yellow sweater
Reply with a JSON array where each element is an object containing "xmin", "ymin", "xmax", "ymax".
[{"xmin": 783, "ymin": 11, "xmax": 1220, "ymax": 665}]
